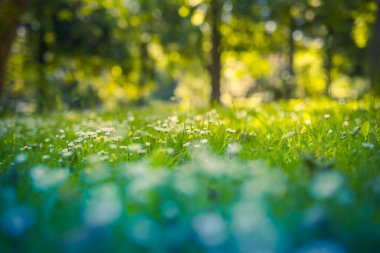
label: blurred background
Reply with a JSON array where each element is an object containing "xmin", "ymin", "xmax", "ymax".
[{"xmin": 0, "ymin": 0, "xmax": 379, "ymax": 112}]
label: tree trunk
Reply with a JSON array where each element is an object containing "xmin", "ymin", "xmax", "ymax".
[
  {"xmin": 138, "ymin": 37, "xmax": 149, "ymax": 105},
  {"xmin": 0, "ymin": 22, "xmax": 18, "ymax": 105},
  {"xmin": 36, "ymin": 20, "xmax": 49, "ymax": 112},
  {"xmin": 210, "ymin": 0, "xmax": 222, "ymax": 105},
  {"xmin": 325, "ymin": 27, "xmax": 334, "ymax": 97},
  {"xmin": 370, "ymin": 0, "xmax": 380, "ymax": 94},
  {"xmin": 0, "ymin": 0, "xmax": 28, "ymax": 105},
  {"xmin": 285, "ymin": 18, "xmax": 296, "ymax": 98}
]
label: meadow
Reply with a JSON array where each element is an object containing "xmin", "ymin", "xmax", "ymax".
[{"xmin": 0, "ymin": 98, "xmax": 379, "ymax": 253}]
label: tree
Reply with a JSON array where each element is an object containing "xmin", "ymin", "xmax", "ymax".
[
  {"xmin": 0, "ymin": 0, "xmax": 28, "ymax": 104},
  {"xmin": 370, "ymin": 0, "xmax": 380, "ymax": 94},
  {"xmin": 266, "ymin": 0, "xmax": 308, "ymax": 98},
  {"xmin": 23, "ymin": 0, "xmax": 132, "ymax": 109},
  {"xmin": 177, "ymin": 0, "xmax": 224, "ymax": 105},
  {"xmin": 309, "ymin": 0, "xmax": 362, "ymax": 97},
  {"xmin": 210, "ymin": 0, "xmax": 222, "ymax": 104},
  {"xmin": 118, "ymin": 0, "xmax": 199, "ymax": 104}
]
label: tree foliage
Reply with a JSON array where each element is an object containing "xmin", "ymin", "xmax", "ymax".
[{"xmin": 0, "ymin": 0, "xmax": 378, "ymax": 110}]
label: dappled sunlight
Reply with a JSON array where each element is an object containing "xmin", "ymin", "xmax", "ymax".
[
  {"xmin": 1, "ymin": 0, "xmax": 380, "ymax": 252},
  {"xmin": 2, "ymin": 0, "xmax": 378, "ymax": 110}
]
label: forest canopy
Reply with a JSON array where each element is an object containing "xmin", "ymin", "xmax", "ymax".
[{"xmin": 0, "ymin": 0, "xmax": 379, "ymax": 111}]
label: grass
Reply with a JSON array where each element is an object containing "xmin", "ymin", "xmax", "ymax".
[{"xmin": 0, "ymin": 98, "xmax": 379, "ymax": 252}]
